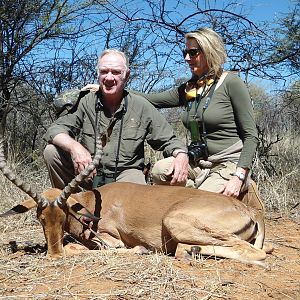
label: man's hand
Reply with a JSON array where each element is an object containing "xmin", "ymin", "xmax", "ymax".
[
  {"xmin": 70, "ymin": 144, "xmax": 94, "ymax": 175},
  {"xmin": 52, "ymin": 133, "xmax": 96, "ymax": 177},
  {"xmin": 166, "ymin": 152, "xmax": 189, "ymax": 185}
]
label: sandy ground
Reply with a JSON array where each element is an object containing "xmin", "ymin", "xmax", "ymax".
[{"xmin": 0, "ymin": 212, "xmax": 299, "ymax": 300}]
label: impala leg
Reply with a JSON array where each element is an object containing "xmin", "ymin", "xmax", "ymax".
[
  {"xmin": 111, "ymin": 246, "xmax": 151, "ymax": 255},
  {"xmin": 175, "ymin": 242, "xmax": 266, "ymax": 266},
  {"xmin": 63, "ymin": 243, "xmax": 90, "ymax": 256},
  {"xmin": 164, "ymin": 209, "xmax": 267, "ymax": 265},
  {"xmin": 63, "ymin": 243, "xmax": 150, "ymax": 256},
  {"xmin": 92, "ymin": 233, "xmax": 151, "ymax": 255},
  {"xmin": 239, "ymin": 180, "xmax": 266, "ymax": 249}
]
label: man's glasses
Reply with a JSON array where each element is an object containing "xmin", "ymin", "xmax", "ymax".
[{"xmin": 182, "ymin": 48, "xmax": 202, "ymax": 58}]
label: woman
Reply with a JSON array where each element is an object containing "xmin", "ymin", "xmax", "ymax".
[
  {"xmin": 81, "ymin": 28, "xmax": 258, "ymax": 198},
  {"xmin": 141, "ymin": 27, "xmax": 259, "ymax": 198}
]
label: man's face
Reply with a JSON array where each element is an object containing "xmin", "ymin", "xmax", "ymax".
[{"xmin": 98, "ymin": 53, "xmax": 129, "ymax": 98}]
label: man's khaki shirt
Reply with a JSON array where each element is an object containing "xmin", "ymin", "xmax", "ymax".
[{"xmin": 44, "ymin": 90, "xmax": 187, "ymax": 176}]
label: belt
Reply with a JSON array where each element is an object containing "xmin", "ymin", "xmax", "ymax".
[
  {"xmin": 92, "ymin": 171, "xmax": 116, "ymax": 188},
  {"xmin": 97, "ymin": 171, "xmax": 116, "ymax": 178}
]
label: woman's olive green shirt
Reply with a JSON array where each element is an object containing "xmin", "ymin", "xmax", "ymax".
[{"xmin": 140, "ymin": 73, "xmax": 258, "ymax": 169}]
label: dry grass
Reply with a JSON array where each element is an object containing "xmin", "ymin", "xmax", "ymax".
[
  {"xmin": 0, "ymin": 136, "xmax": 300, "ymax": 299},
  {"xmin": 253, "ymin": 137, "xmax": 300, "ymax": 218}
]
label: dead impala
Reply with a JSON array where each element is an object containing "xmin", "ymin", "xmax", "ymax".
[{"xmin": 0, "ymin": 135, "xmax": 267, "ymax": 265}]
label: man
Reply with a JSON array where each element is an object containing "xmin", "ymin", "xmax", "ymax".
[{"xmin": 43, "ymin": 49, "xmax": 189, "ymax": 189}]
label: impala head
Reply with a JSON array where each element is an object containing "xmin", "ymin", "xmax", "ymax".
[
  {"xmin": 0, "ymin": 134, "xmax": 103, "ymax": 258},
  {"xmin": 38, "ymin": 189, "xmax": 68, "ymax": 258}
]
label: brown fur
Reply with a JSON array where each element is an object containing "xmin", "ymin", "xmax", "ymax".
[{"xmin": 2, "ymin": 182, "xmax": 267, "ymax": 265}]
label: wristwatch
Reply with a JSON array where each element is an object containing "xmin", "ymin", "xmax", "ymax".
[{"xmin": 231, "ymin": 171, "xmax": 245, "ymax": 182}]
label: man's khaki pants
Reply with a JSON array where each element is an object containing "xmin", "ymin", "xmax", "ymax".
[{"xmin": 43, "ymin": 144, "xmax": 147, "ymax": 190}]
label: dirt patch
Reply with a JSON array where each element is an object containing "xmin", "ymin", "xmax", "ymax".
[{"xmin": 0, "ymin": 214, "xmax": 299, "ymax": 300}]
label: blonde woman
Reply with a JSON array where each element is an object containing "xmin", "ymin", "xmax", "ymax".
[{"xmin": 141, "ymin": 28, "xmax": 258, "ymax": 199}]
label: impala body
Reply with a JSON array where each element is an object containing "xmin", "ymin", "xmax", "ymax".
[{"xmin": 3, "ymin": 182, "xmax": 266, "ymax": 265}]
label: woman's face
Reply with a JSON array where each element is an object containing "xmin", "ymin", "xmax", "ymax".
[{"xmin": 183, "ymin": 38, "xmax": 209, "ymax": 77}]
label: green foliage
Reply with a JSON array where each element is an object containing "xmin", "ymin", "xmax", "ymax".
[
  {"xmin": 5, "ymin": 83, "xmax": 54, "ymax": 161},
  {"xmin": 281, "ymin": 80, "xmax": 300, "ymax": 134},
  {"xmin": 248, "ymin": 80, "xmax": 300, "ymax": 178},
  {"xmin": 273, "ymin": 1, "xmax": 300, "ymax": 72},
  {"xmin": 248, "ymin": 83, "xmax": 272, "ymax": 122}
]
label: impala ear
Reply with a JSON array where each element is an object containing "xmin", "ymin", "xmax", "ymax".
[
  {"xmin": 0, "ymin": 198, "xmax": 37, "ymax": 217},
  {"xmin": 67, "ymin": 197, "xmax": 100, "ymax": 221}
]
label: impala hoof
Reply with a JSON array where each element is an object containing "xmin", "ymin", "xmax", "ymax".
[
  {"xmin": 263, "ymin": 242, "xmax": 274, "ymax": 254},
  {"xmin": 132, "ymin": 245, "xmax": 151, "ymax": 255}
]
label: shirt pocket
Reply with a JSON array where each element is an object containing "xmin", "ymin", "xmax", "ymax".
[{"xmin": 120, "ymin": 126, "xmax": 147, "ymax": 159}]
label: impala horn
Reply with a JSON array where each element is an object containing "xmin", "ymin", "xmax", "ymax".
[
  {"xmin": 0, "ymin": 135, "xmax": 49, "ymax": 208},
  {"xmin": 55, "ymin": 135, "xmax": 104, "ymax": 207}
]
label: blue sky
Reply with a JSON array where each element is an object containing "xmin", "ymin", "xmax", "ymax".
[
  {"xmin": 240, "ymin": 0, "xmax": 294, "ymax": 22},
  {"xmin": 226, "ymin": 0, "xmax": 297, "ymax": 90},
  {"xmin": 46, "ymin": 0, "xmax": 297, "ymax": 92}
]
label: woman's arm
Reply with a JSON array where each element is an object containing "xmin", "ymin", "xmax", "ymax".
[
  {"xmin": 228, "ymin": 75, "xmax": 259, "ymax": 169},
  {"xmin": 81, "ymin": 83, "xmax": 187, "ymax": 109},
  {"xmin": 132, "ymin": 86, "xmax": 185, "ymax": 108},
  {"xmin": 221, "ymin": 74, "xmax": 258, "ymax": 197}
]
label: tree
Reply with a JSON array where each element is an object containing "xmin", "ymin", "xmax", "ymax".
[
  {"xmin": 272, "ymin": 0, "xmax": 300, "ymax": 76},
  {"xmin": 89, "ymin": 0, "xmax": 299, "ymax": 90},
  {"xmin": 279, "ymin": 80, "xmax": 300, "ymax": 136},
  {"xmin": 0, "ymin": 0, "xmax": 101, "ymax": 134}
]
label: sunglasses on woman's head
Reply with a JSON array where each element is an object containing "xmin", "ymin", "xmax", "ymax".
[{"xmin": 182, "ymin": 48, "xmax": 202, "ymax": 58}]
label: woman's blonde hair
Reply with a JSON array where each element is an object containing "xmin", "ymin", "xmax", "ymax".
[{"xmin": 185, "ymin": 27, "xmax": 227, "ymax": 78}]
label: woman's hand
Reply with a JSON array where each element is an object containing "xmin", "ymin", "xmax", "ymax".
[
  {"xmin": 81, "ymin": 84, "xmax": 99, "ymax": 93},
  {"xmin": 219, "ymin": 176, "xmax": 243, "ymax": 197},
  {"xmin": 218, "ymin": 168, "xmax": 248, "ymax": 197}
]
